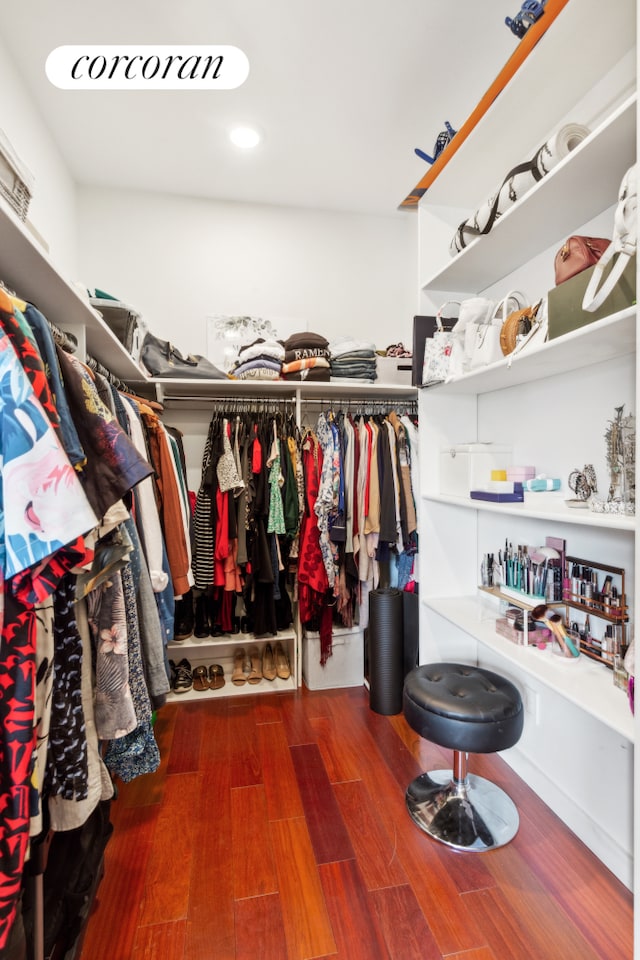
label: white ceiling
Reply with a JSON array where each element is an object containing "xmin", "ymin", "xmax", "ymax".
[{"xmin": 3, "ymin": 0, "xmax": 517, "ymax": 217}]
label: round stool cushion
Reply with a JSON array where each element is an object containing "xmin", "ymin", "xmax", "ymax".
[{"xmin": 403, "ymin": 662, "xmax": 523, "ymax": 754}]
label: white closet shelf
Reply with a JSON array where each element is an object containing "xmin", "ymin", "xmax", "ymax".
[
  {"xmin": 166, "ymin": 673, "xmax": 296, "ymax": 703},
  {"xmin": 421, "ymin": 491, "xmax": 635, "ymax": 532},
  {"xmin": 423, "ymin": 0, "xmax": 636, "ymax": 210},
  {"xmin": 149, "ymin": 377, "xmax": 418, "ymax": 403},
  {"xmin": 423, "ymin": 594, "xmax": 634, "ymax": 742},
  {"xmin": 420, "ymin": 306, "xmax": 635, "ymax": 396},
  {"xmin": 421, "ymin": 95, "xmax": 637, "ymax": 294},
  {"xmin": 0, "ymin": 196, "xmax": 148, "ymax": 383}
]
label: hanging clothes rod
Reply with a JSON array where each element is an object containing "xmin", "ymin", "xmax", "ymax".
[
  {"xmin": 84, "ymin": 353, "xmax": 139, "ymax": 395},
  {"xmin": 301, "ymin": 397, "xmax": 418, "ymax": 413},
  {"xmin": 161, "ymin": 395, "xmax": 297, "ymax": 409}
]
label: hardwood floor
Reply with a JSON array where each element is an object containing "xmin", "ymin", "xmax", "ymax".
[{"xmin": 79, "ymin": 685, "xmax": 633, "ymax": 960}]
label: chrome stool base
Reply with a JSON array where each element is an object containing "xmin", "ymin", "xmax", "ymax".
[{"xmin": 406, "ymin": 768, "xmax": 519, "ymax": 852}]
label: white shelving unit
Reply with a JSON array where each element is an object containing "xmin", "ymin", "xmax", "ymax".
[
  {"xmin": 0, "ymin": 197, "xmax": 146, "ymax": 383},
  {"xmin": 421, "ymin": 95, "xmax": 636, "ymax": 295},
  {"xmin": 426, "ymin": 595, "xmax": 634, "ymax": 742},
  {"xmin": 415, "ymin": 0, "xmax": 637, "ymax": 891},
  {"xmin": 166, "ymin": 628, "xmax": 298, "ymax": 702}
]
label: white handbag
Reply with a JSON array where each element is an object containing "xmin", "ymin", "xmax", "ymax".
[
  {"xmin": 460, "ymin": 297, "xmax": 496, "ymax": 371},
  {"xmin": 421, "ymin": 301, "xmax": 460, "ymax": 385},
  {"xmin": 506, "ymin": 297, "xmax": 549, "ymax": 367},
  {"xmin": 583, "ymin": 164, "xmax": 637, "ymax": 312},
  {"xmin": 467, "ymin": 291, "xmax": 526, "ymax": 370}
]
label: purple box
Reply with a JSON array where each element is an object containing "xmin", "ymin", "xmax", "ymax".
[{"xmin": 470, "ymin": 483, "xmax": 523, "ymax": 503}]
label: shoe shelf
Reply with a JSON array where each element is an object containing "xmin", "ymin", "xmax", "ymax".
[{"xmin": 166, "ymin": 628, "xmax": 297, "ymax": 702}]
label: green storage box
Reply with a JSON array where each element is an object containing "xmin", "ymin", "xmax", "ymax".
[{"xmin": 548, "ymin": 253, "xmax": 636, "ymax": 340}]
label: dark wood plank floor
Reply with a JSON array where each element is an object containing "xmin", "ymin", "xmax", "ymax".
[{"xmin": 79, "ymin": 686, "xmax": 633, "ymax": 960}]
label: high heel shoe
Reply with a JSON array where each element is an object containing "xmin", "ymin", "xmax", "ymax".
[
  {"xmin": 262, "ymin": 643, "xmax": 277, "ymax": 681},
  {"xmin": 274, "ymin": 641, "xmax": 291, "ymax": 680}
]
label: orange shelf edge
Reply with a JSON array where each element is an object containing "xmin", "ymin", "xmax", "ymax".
[{"xmin": 399, "ymin": 0, "xmax": 571, "ymax": 209}]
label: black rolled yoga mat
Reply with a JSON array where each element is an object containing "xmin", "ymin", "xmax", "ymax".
[{"xmin": 368, "ymin": 587, "xmax": 405, "ymax": 715}]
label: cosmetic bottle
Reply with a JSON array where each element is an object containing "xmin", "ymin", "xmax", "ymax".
[
  {"xmin": 584, "ymin": 577, "xmax": 593, "ymax": 607},
  {"xmin": 610, "ymin": 586, "xmax": 620, "ymax": 615},
  {"xmin": 571, "ymin": 563, "xmax": 581, "ymax": 600}
]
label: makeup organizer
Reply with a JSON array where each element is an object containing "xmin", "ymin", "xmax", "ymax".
[{"xmin": 562, "ymin": 556, "xmax": 629, "ymax": 671}]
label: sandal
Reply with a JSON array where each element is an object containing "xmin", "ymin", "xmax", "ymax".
[
  {"xmin": 192, "ymin": 664, "xmax": 209, "ymax": 692},
  {"xmin": 209, "ymin": 663, "xmax": 225, "ymax": 690},
  {"xmin": 232, "ymin": 647, "xmax": 248, "ymax": 685},
  {"xmin": 247, "ymin": 646, "xmax": 263, "ymax": 684}
]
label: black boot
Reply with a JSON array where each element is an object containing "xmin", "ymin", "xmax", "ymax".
[
  {"xmin": 194, "ymin": 593, "xmax": 210, "ymax": 638},
  {"xmin": 173, "ymin": 589, "xmax": 194, "ymax": 641}
]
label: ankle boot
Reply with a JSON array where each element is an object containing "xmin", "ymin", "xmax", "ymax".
[{"xmin": 194, "ymin": 594, "xmax": 210, "ymax": 638}]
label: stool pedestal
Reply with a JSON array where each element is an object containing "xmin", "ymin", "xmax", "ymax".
[{"xmin": 405, "ymin": 749, "xmax": 519, "ymax": 851}]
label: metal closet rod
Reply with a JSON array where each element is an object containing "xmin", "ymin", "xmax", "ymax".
[
  {"xmin": 200, "ymin": 397, "xmax": 297, "ymax": 412},
  {"xmin": 302, "ymin": 397, "xmax": 418, "ymax": 412},
  {"xmin": 84, "ymin": 353, "xmax": 138, "ymax": 394}
]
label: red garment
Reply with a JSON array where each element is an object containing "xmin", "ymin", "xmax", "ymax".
[
  {"xmin": 252, "ymin": 431, "xmax": 262, "ymax": 474},
  {"xmin": 0, "ymin": 590, "xmax": 36, "ymax": 950},
  {"xmin": 214, "ymin": 487, "xmax": 230, "ymax": 587},
  {"xmin": 298, "ymin": 435, "xmax": 329, "ymax": 642}
]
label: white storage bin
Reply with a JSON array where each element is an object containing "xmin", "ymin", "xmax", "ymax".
[
  {"xmin": 376, "ymin": 356, "xmax": 413, "ymax": 385},
  {"xmin": 302, "ymin": 626, "xmax": 364, "ymax": 690},
  {"xmin": 440, "ymin": 443, "xmax": 513, "ymax": 497}
]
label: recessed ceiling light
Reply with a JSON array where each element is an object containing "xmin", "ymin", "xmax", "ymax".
[{"xmin": 229, "ymin": 126, "xmax": 261, "ymax": 149}]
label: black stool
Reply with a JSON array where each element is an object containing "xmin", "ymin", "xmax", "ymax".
[{"xmin": 403, "ymin": 662, "xmax": 524, "ymax": 852}]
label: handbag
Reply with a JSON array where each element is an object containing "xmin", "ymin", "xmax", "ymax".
[
  {"xmin": 583, "ymin": 164, "xmax": 637, "ymax": 312},
  {"xmin": 500, "ymin": 299, "xmax": 542, "ymax": 356},
  {"xmin": 506, "ymin": 297, "xmax": 549, "ymax": 367},
  {"xmin": 466, "ymin": 291, "xmax": 526, "ymax": 370},
  {"xmin": 140, "ymin": 331, "xmax": 227, "ymax": 379},
  {"xmin": 421, "ymin": 301, "xmax": 460, "ymax": 385},
  {"xmin": 460, "ymin": 297, "xmax": 496, "ymax": 372},
  {"xmin": 450, "ymin": 123, "xmax": 591, "ymax": 255},
  {"xmin": 554, "ymin": 236, "xmax": 610, "ymax": 285},
  {"xmin": 411, "ymin": 314, "xmax": 457, "ymax": 385},
  {"xmin": 89, "ymin": 295, "xmax": 144, "ymax": 361}
]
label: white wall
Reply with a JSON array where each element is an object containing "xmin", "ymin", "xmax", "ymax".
[
  {"xmin": 0, "ymin": 32, "xmax": 78, "ymax": 278},
  {"xmin": 76, "ymin": 185, "xmax": 418, "ymax": 355}
]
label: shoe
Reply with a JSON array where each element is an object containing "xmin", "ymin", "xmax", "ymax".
[
  {"xmin": 262, "ymin": 643, "xmax": 277, "ymax": 681},
  {"xmin": 168, "ymin": 659, "xmax": 177, "ymax": 689},
  {"xmin": 247, "ymin": 646, "xmax": 263, "ymax": 684},
  {"xmin": 209, "ymin": 664, "xmax": 225, "ymax": 690},
  {"xmin": 232, "ymin": 648, "xmax": 247, "ymax": 685},
  {"xmin": 194, "ymin": 595, "xmax": 210, "ymax": 638},
  {"xmin": 193, "ymin": 664, "xmax": 209, "ymax": 692},
  {"xmin": 173, "ymin": 589, "xmax": 194, "ymax": 640},
  {"xmin": 173, "ymin": 658, "xmax": 193, "ymax": 694},
  {"xmin": 274, "ymin": 641, "xmax": 291, "ymax": 680}
]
